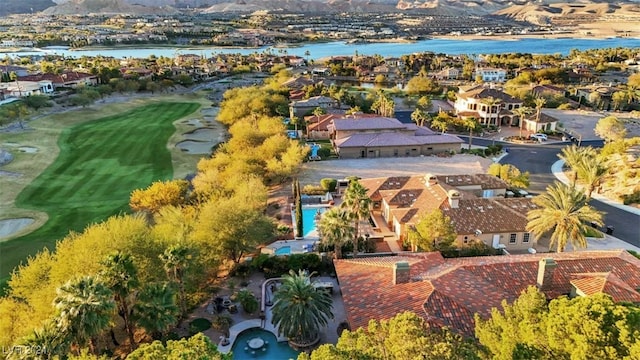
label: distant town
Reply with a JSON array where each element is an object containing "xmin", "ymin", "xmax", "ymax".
[{"xmin": 0, "ymin": 12, "xmax": 550, "ymax": 50}]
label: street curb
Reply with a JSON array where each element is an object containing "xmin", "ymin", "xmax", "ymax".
[{"xmin": 552, "ymin": 160, "xmax": 640, "ymax": 216}]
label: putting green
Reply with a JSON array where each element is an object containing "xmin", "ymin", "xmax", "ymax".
[{"xmin": 0, "ymin": 101, "xmax": 200, "ymax": 282}]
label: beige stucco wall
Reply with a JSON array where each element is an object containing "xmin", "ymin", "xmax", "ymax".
[
  {"xmin": 462, "ymin": 232, "xmax": 534, "ymax": 251},
  {"xmin": 337, "ymin": 143, "xmax": 459, "ymax": 159}
]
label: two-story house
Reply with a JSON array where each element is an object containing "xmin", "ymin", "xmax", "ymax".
[
  {"xmin": 474, "ymin": 67, "xmax": 507, "ymax": 82},
  {"xmin": 360, "ymin": 173, "xmax": 538, "ymax": 252},
  {"xmin": 454, "ymin": 86, "xmax": 523, "ymax": 127},
  {"xmin": 329, "ymin": 117, "xmax": 463, "ymax": 158}
]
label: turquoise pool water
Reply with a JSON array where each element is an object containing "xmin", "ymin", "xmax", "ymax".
[
  {"xmin": 274, "ymin": 246, "xmax": 291, "ymax": 256},
  {"xmin": 301, "ymin": 207, "xmax": 327, "ymax": 237},
  {"xmin": 231, "ymin": 328, "xmax": 299, "ymax": 360}
]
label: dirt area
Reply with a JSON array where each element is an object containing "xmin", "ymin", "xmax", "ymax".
[
  {"xmin": 544, "ymin": 109, "xmax": 640, "ymax": 140},
  {"xmin": 298, "ymin": 154, "xmax": 493, "ymax": 185}
]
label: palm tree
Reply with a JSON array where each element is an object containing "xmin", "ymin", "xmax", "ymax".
[
  {"xmin": 558, "ymin": 145, "xmax": 596, "ymax": 189},
  {"xmin": 513, "ymin": 106, "xmax": 533, "ymax": 139},
  {"xmin": 462, "ymin": 117, "xmax": 480, "ymax": 150},
  {"xmin": 132, "ymin": 282, "xmax": 180, "ymax": 340},
  {"xmin": 340, "ymin": 180, "xmax": 372, "ymax": 256},
  {"xmin": 526, "ymin": 182, "xmax": 604, "ymax": 252},
  {"xmin": 271, "ymin": 270, "xmax": 333, "ymax": 346},
  {"xmin": 53, "ymin": 276, "xmax": 115, "ymax": 354},
  {"xmin": 159, "ymin": 244, "xmax": 191, "ymax": 316},
  {"xmin": 19, "ymin": 320, "xmax": 69, "ymax": 359},
  {"xmin": 317, "ymin": 207, "xmax": 355, "ymax": 259},
  {"xmin": 99, "ymin": 251, "xmax": 139, "ymax": 349},
  {"xmin": 575, "ymin": 156, "xmax": 608, "ymax": 200},
  {"xmin": 534, "ymin": 97, "xmax": 546, "ymax": 125},
  {"xmin": 481, "ymin": 96, "xmax": 501, "ymax": 127}
]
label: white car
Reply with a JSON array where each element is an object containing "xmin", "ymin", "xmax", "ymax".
[{"xmin": 530, "ymin": 133, "xmax": 548, "ymax": 142}]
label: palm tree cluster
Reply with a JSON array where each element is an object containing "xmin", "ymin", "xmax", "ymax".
[
  {"xmin": 19, "ymin": 250, "xmax": 183, "ymax": 356},
  {"xmin": 526, "ymin": 143, "xmax": 610, "ymax": 253}
]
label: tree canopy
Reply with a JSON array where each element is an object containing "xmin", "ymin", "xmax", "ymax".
[
  {"xmin": 476, "ymin": 286, "xmax": 640, "ymax": 360},
  {"xmin": 299, "ymin": 312, "xmax": 481, "ymax": 360}
]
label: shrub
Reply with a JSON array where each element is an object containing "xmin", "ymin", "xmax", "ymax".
[
  {"xmin": 317, "ymin": 147, "xmax": 332, "ymax": 159},
  {"xmin": 212, "ymin": 315, "xmax": 233, "ymax": 334},
  {"xmin": 320, "ymin": 178, "xmax": 338, "ymax": 192},
  {"xmin": 302, "ymin": 184, "xmax": 325, "ymax": 195},
  {"xmin": 622, "ymin": 191, "xmax": 640, "ymax": 205},
  {"xmin": 441, "ymin": 241, "xmax": 499, "ymax": 258},
  {"xmin": 189, "ymin": 318, "xmax": 212, "ymax": 335},
  {"xmin": 237, "ymin": 289, "xmax": 259, "ymax": 314},
  {"xmin": 288, "ymin": 253, "xmax": 322, "ymax": 273}
]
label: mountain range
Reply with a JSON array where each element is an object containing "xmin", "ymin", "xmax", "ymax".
[{"xmin": 2, "ymin": 0, "xmax": 639, "ymax": 19}]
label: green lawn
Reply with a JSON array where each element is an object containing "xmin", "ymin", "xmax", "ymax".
[{"xmin": 0, "ymin": 102, "xmax": 200, "ymax": 283}]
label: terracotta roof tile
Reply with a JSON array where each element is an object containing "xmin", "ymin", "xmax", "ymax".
[{"xmin": 336, "ymin": 251, "xmax": 640, "ymax": 336}]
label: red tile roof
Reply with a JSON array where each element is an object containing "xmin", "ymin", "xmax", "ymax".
[
  {"xmin": 18, "ymin": 72, "xmax": 97, "ymax": 85},
  {"xmin": 335, "ymin": 250, "xmax": 640, "ymax": 336}
]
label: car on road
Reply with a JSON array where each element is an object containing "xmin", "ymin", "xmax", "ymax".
[{"xmin": 529, "ymin": 133, "xmax": 548, "ymax": 142}]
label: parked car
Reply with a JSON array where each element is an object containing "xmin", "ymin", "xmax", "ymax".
[{"xmin": 530, "ymin": 133, "xmax": 548, "ymax": 142}]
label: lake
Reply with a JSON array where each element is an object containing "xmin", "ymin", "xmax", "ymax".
[{"xmin": 3, "ymin": 37, "xmax": 640, "ymax": 60}]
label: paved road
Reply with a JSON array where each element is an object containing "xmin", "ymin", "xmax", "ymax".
[{"xmin": 458, "ymin": 136, "xmax": 640, "ymax": 248}]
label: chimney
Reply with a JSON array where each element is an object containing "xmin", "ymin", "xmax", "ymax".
[
  {"xmin": 447, "ymin": 190, "xmax": 460, "ymax": 209},
  {"xmin": 425, "ymin": 173, "xmax": 437, "ymax": 187},
  {"xmin": 536, "ymin": 258, "xmax": 557, "ymax": 290},
  {"xmin": 393, "ymin": 261, "xmax": 410, "ymax": 285}
]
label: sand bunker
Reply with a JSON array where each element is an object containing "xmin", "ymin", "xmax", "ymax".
[
  {"xmin": 0, "ymin": 218, "xmax": 34, "ymax": 238},
  {"xmin": 181, "ymin": 119, "xmax": 203, "ymax": 127},
  {"xmin": 176, "ymin": 140, "xmax": 214, "ymax": 154},
  {"xmin": 183, "ymin": 128, "xmax": 217, "ymax": 141},
  {"xmin": 18, "ymin": 146, "xmax": 38, "ymax": 153}
]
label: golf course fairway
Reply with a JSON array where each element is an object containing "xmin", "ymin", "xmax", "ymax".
[{"xmin": 0, "ymin": 101, "xmax": 200, "ymax": 285}]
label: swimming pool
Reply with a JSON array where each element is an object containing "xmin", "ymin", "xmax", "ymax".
[
  {"xmin": 274, "ymin": 246, "xmax": 291, "ymax": 256},
  {"xmin": 231, "ymin": 328, "xmax": 299, "ymax": 360},
  {"xmin": 298, "ymin": 206, "xmax": 327, "ymax": 237}
]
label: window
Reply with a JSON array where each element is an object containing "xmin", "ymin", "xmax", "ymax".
[
  {"xmin": 509, "ymin": 233, "xmax": 517, "ymax": 244},
  {"xmin": 523, "ymin": 233, "xmax": 530, "ymax": 243},
  {"xmin": 463, "ymin": 236, "xmax": 469, "ymax": 244}
]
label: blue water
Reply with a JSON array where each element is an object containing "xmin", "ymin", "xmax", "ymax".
[
  {"xmin": 6, "ymin": 38, "xmax": 640, "ymax": 59},
  {"xmin": 274, "ymin": 246, "xmax": 291, "ymax": 256},
  {"xmin": 302, "ymin": 207, "xmax": 327, "ymax": 237},
  {"xmin": 231, "ymin": 328, "xmax": 300, "ymax": 360}
]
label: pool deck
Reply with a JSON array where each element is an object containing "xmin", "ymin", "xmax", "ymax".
[
  {"xmin": 261, "ymin": 239, "xmax": 320, "ymax": 255},
  {"xmin": 217, "ymin": 275, "xmax": 347, "ymax": 354}
]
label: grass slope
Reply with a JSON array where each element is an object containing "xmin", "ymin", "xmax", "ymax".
[{"xmin": 0, "ymin": 102, "xmax": 200, "ymax": 282}]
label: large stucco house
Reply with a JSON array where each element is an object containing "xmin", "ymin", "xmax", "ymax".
[
  {"xmin": 329, "ymin": 116, "xmax": 463, "ymax": 158},
  {"xmin": 334, "ymin": 250, "xmax": 640, "ymax": 336},
  {"xmin": 359, "ymin": 173, "xmax": 539, "ymax": 252},
  {"xmin": 454, "ymin": 86, "xmax": 523, "ymax": 127}
]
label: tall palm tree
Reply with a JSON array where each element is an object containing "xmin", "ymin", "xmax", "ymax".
[
  {"xmin": 340, "ymin": 180, "xmax": 372, "ymax": 256},
  {"xmin": 132, "ymin": 282, "xmax": 180, "ymax": 340},
  {"xmin": 534, "ymin": 97, "xmax": 547, "ymax": 124},
  {"xmin": 271, "ymin": 270, "xmax": 333, "ymax": 345},
  {"xmin": 513, "ymin": 106, "xmax": 533, "ymax": 139},
  {"xmin": 462, "ymin": 117, "xmax": 480, "ymax": 150},
  {"xmin": 558, "ymin": 145, "xmax": 597, "ymax": 189},
  {"xmin": 575, "ymin": 157, "xmax": 608, "ymax": 200},
  {"xmin": 99, "ymin": 251, "xmax": 139, "ymax": 349},
  {"xmin": 481, "ymin": 96, "xmax": 501, "ymax": 127},
  {"xmin": 53, "ymin": 276, "xmax": 115, "ymax": 354},
  {"xmin": 159, "ymin": 244, "xmax": 191, "ymax": 316},
  {"xmin": 317, "ymin": 207, "xmax": 355, "ymax": 259},
  {"xmin": 526, "ymin": 182, "xmax": 604, "ymax": 253}
]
